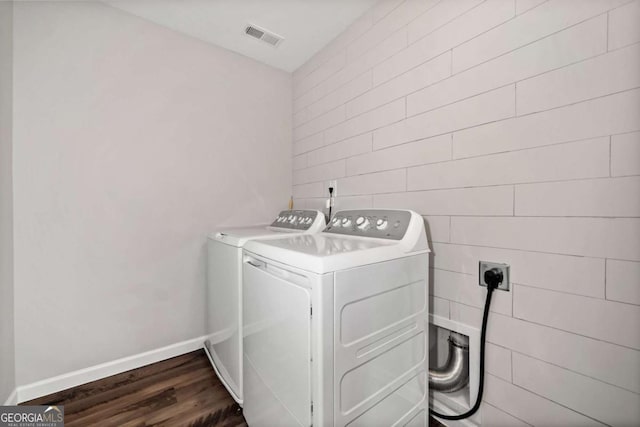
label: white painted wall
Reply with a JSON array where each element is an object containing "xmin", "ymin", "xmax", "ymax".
[
  {"xmin": 12, "ymin": 1, "xmax": 291, "ymax": 386},
  {"xmin": 292, "ymin": 0, "xmax": 640, "ymax": 425},
  {"xmin": 0, "ymin": 0, "xmax": 15, "ymax": 404}
]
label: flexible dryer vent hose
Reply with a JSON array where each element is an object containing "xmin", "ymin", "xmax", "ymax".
[{"xmin": 429, "ymin": 332, "xmax": 470, "ymax": 393}]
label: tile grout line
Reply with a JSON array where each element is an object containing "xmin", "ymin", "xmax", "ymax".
[
  {"xmin": 508, "ymin": 349, "xmax": 640, "ymax": 397},
  {"xmin": 609, "ymin": 135, "xmax": 612, "ymax": 177},
  {"xmin": 606, "ymin": 11, "xmax": 610, "ymax": 52},
  {"xmin": 604, "ymin": 259, "xmax": 608, "ymax": 301}
]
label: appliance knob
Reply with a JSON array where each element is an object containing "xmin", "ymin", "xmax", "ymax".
[
  {"xmin": 332, "ymin": 217, "xmax": 340, "ymax": 226},
  {"xmin": 289, "ymin": 215, "xmax": 298, "ymax": 223},
  {"xmin": 376, "ymin": 218, "xmax": 388, "ymax": 230},
  {"xmin": 342, "ymin": 217, "xmax": 352, "ymax": 227},
  {"xmin": 356, "ymin": 216, "xmax": 370, "ymax": 230}
]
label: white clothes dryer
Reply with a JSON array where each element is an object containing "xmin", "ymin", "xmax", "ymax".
[
  {"xmin": 242, "ymin": 209, "xmax": 430, "ymax": 427},
  {"xmin": 204, "ymin": 210, "xmax": 325, "ymax": 405}
]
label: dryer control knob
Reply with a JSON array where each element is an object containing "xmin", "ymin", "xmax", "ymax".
[
  {"xmin": 356, "ymin": 216, "xmax": 370, "ymax": 230},
  {"xmin": 289, "ymin": 215, "xmax": 298, "ymax": 223},
  {"xmin": 376, "ymin": 218, "xmax": 388, "ymax": 230},
  {"xmin": 331, "ymin": 217, "xmax": 340, "ymax": 226},
  {"xmin": 342, "ymin": 217, "xmax": 352, "ymax": 227}
]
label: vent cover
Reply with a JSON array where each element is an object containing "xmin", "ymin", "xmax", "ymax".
[{"xmin": 244, "ymin": 24, "xmax": 284, "ymax": 47}]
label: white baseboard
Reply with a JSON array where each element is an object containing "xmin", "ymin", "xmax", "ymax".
[
  {"xmin": 16, "ymin": 335, "xmax": 207, "ymax": 404},
  {"xmin": 3, "ymin": 388, "xmax": 18, "ymax": 406}
]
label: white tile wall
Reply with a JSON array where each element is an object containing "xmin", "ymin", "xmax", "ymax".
[
  {"xmin": 339, "ymin": 168, "xmax": 406, "ymax": 196},
  {"xmin": 293, "ymin": 132, "xmax": 324, "ymax": 156},
  {"xmin": 409, "ymin": 14, "xmax": 608, "ymax": 117},
  {"xmin": 301, "ymin": 71, "xmax": 372, "ymax": 126},
  {"xmin": 349, "ymin": 134, "xmax": 451, "ymax": 175},
  {"xmin": 515, "ymin": 176, "xmax": 640, "ymax": 217},
  {"xmin": 481, "ymin": 403, "xmax": 531, "ymax": 427},
  {"xmin": 406, "ymin": 0, "xmax": 484, "ymax": 44},
  {"xmin": 451, "ymin": 0, "xmax": 629, "ymax": 73},
  {"xmin": 377, "ymin": 85, "xmax": 515, "ymax": 150},
  {"xmin": 608, "ymin": 0, "xmax": 640, "ymax": 51},
  {"xmin": 451, "ymin": 216, "xmax": 640, "ymax": 260},
  {"xmin": 374, "ymin": 185, "xmax": 514, "ymax": 216},
  {"xmin": 306, "ymin": 133, "xmax": 372, "ymax": 168},
  {"xmin": 424, "ymin": 215, "xmax": 450, "ymax": 243},
  {"xmin": 514, "ymin": 284, "xmax": 640, "ymax": 349},
  {"xmin": 516, "ymin": 42, "xmax": 640, "ymax": 115},
  {"xmin": 512, "ymin": 353, "xmax": 640, "ymax": 426},
  {"xmin": 325, "ymin": 98, "xmax": 404, "ymax": 145},
  {"xmin": 487, "ymin": 310, "xmax": 640, "ymax": 394},
  {"xmin": 292, "ymin": 159, "xmax": 345, "ymax": 185},
  {"xmin": 348, "ymin": 51, "xmax": 451, "ymax": 118},
  {"xmin": 411, "ymin": 137, "xmax": 610, "ymax": 191},
  {"xmin": 611, "ymin": 131, "xmax": 640, "ymax": 177},
  {"xmin": 431, "ymin": 295, "xmax": 450, "ymax": 319},
  {"xmin": 292, "ymin": 1, "xmax": 640, "ymax": 424},
  {"xmin": 606, "ymin": 259, "xmax": 640, "ymax": 305},
  {"xmin": 484, "ymin": 374, "xmax": 605, "ymax": 426},
  {"xmin": 485, "ymin": 343, "xmax": 512, "ymax": 382},
  {"xmin": 375, "ymin": 0, "xmax": 513, "ymax": 84},
  {"xmin": 454, "ymin": 88, "xmax": 640, "ymax": 159},
  {"xmin": 515, "ymin": 0, "xmax": 547, "ymax": 15}
]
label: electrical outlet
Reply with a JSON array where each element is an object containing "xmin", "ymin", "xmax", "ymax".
[
  {"xmin": 479, "ymin": 261, "xmax": 510, "ymax": 291},
  {"xmin": 328, "ymin": 180, "xmax": 337, "ymax": 197}
]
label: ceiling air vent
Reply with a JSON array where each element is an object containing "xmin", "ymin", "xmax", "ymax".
[{"xmin": 244, "ymin": 24, "xmax": 284, "ymax": 47}]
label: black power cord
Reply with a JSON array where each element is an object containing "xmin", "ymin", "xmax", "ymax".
[
  {"xmin": 328, "ymin": 186, "xmax": 334, "ymax": 221},
  {"xmin": 429, "ymin": 268, "xmax": 502, "ymax": 421}
]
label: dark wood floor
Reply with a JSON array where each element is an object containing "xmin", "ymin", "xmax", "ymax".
[
  {"xmin": 24, "ymin": 349, "xmax": 444, "ymax": 427},
  {"xmin": 22, "ymin": 350, "xmax": 246, "ymax": 426}
]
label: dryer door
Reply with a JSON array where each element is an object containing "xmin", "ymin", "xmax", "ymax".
[{"xmin": 243, "ymin": 256, "xmax": 312, "ymax": 427}]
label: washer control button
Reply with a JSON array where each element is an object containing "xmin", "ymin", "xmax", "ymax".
[
  {"xmin": 376, "ymin": 218, "xmax": 388, "ymax": 230},
  {"xmin": 341, "ymin": 217, "xmax": 352, "ymax": 227}
]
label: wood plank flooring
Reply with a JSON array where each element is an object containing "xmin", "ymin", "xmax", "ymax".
[
  {"xmin": 23, "ymin": 349, "xmax": 445, "ymax": 427},
  {"xmin": 22, "ymin": 350, "xmax": 245, "ymax": 426}
]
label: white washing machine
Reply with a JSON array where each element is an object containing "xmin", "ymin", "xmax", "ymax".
[
  {"xmin": 204, "ymin": 210, "xmax": 326, "ymax": 405},
  {"xmin": 242, "ymin": 209, "xmax": 430, "ymax": 427}
]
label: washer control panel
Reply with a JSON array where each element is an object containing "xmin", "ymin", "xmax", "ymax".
[
  {"xmin": 324, "ymin": 210, "xmax": 412, "ymax": 240},
  {"xmin": 270, "ymin": 210, "xmax": 321, "ymax": 230}
]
